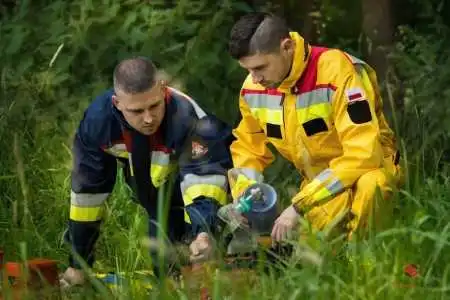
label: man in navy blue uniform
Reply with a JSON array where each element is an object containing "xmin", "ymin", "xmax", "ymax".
[{"xmin": 60, "ymin": 57, "xmax": 234, "ymax": 286}]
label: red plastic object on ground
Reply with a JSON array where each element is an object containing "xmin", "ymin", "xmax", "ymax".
[
  {"xmin": 200, "ymin": 287, "xmax": 211, "ymax": 300},
  {"xmin": 6, "ymin": 259, "xmax": 60, "ymax": 287},
  {"xmin": 0, "ymin": 252, "xmax": 61, "ymax": 300},
  {"xmin": 404, "ymin": 264, "xmax": 419, "ymax": 278}
]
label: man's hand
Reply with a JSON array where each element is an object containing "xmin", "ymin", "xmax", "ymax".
[
  {"xmin": 189, "ymin": 232, "xmax": 213, "ymax": 263},
  {"xmin": 59, "ymin": 267, "xmax": 85, "ymax": 290},
  {"xmin": 271, "ymin": 205, "xmax": 300, "ymax": 244}
]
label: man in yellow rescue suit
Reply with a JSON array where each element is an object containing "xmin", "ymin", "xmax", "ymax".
[{"xmin": 227, "ymin": 13, "xmax": 402, "ymax": 243}]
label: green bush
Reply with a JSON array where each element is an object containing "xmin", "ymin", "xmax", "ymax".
[{"xmin": 388, "ymin": 22, "xmax": 450, "ymax": 177}]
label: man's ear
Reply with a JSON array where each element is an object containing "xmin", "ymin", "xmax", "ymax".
[
  {"xmin": 158, "ymin": 80, "xmax": 169, "ymax": 101},
  {"xmin": 159, "ymin": 79, "xmax": 168, "ymax": 92},
  {"xmin": 112, "ymin": 95, "xmax": 121, "ymax": 110},
  {"xmin": 281, "ymin": 38, "xmax": 295, "ymax": 55}
]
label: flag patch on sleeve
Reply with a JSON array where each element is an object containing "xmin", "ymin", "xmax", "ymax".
[{"xmin": 345, "ymin": 87, "xmax": 365, "ymax": 103}]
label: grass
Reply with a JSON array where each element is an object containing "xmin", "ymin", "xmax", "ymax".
[
  {"xmin": 1, "ymin": 168, "xmax": 450, "ymax": 300},
  {"xmin": 1, "ymin": 86, "xmax": 449, "ymax": 300},
  {"xmin": 1, "ymin": 1, "xmax": 450, "ymax": 299}
]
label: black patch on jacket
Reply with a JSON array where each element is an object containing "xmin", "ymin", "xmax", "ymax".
[
  {"xmin": 266, "ymin": 123, "xmax": 282, "ymax": 139},
  {"xmin": 347, "ymin": 100, "xmax": 372, "ymax": 124},
  {"xmin": 302, "ymin": 118, "xmax": 328, "ymax": 136}
]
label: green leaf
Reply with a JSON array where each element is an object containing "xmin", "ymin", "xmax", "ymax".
[{"xmin": 5, "ymin": 26, "xmax": 27, "ymax": 55}]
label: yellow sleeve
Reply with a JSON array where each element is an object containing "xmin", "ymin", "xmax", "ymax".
[
  {"xmin": 228, "ymin": 93, "xmax": 275, "ymax": 199},
  {"xmin": 292, "ymin": 53, "xmax": 383, "ymax": 212}
]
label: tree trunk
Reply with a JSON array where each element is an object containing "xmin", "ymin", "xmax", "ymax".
[
  {"xmin": 297, "ymin": 0, "xmax": 318, "ymax": 43},
  {"xmin": 362, "ymin": 0, "xmax": 393, "ymax": 82},
  {"xmin": 361, "ymin": 0, "xmax": 403, "ymax": 114}
]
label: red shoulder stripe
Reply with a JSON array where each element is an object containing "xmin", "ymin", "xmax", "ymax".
[{"xmin": 241, "ymin": 88, "xmax": 283, "ymax": 96}]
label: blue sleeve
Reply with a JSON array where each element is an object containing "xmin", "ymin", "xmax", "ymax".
[
  {"xmin": 71, "ymin": 119, "xmax": 118, "ymax": 194},
  {"xmin": 178, "ymin": 115, "xmax": 234, "ymax": 237},
  {"xmin": 67, "ymin": 111, "xmax": 117, "ymax": 269},
  {"xmin": 185, "ymin": 198, "xmax": 221, "ymax": 237}
]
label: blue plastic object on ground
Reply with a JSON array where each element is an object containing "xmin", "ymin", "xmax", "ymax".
[{"xmin": 95, "ymin": 270, "xmax": 154, "ymax": 291}]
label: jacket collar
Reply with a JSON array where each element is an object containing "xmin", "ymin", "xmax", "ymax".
[{"xmin": 276, "ymin": 32, "xmax": 311, "ymax": 93}]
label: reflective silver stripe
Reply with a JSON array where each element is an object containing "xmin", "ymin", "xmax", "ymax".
[
  {"xmin": 228, "ymin": 167, "xmax": 264, "ymax": 183},
  {"xmin": 316, "ymin": 168, "xmax": 333, "ymax": 183},
  {"xmin": 326, "ymin": 178, "xmax": 344, "ymax": 195},
  {"xmin": 168, "ymin": 87, "xmax": 206, "ymax": 118},
  {"xmin": 240, "ymin": 168, "xmax": 263, "ymax": 182},
  {"xmin": 70, "ymin": 191, "xmax": 109, "ymax": 207},
  {"xmin": 296, "ymin": 88, "xmax": 334, "ymax": 108},
  {"xmin": 151, "ymin": 151, "xmax": 171, "ymax": 166},
  {"xmin": 314, "ymin": 168, "xmax": 343, "ymax": 195},
  {"xmin": 354, "ymin": 64, "xmax": 369, "ymax": 78},
  {"xmin": 347, "ymin": 53, "xmax": 366, "ymax": 66},
  {"xmin": 243, "ymin": 94, "xmax": 283, "ymax": 109},
  {"xmin": 104, "ymin": 143, "xmax": 129, "ymax": 158},
  {"xmin": 180, "ymin": 174, "xmax": 227, "ymax": 194},
  {"xmin": 108, "ymin": 143, "xmax": 127, "ymax": 151}
]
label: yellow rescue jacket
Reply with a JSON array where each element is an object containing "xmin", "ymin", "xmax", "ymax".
[{"xmin": 229, "ymin": 32, "xmax": 399, "ymax": 213}]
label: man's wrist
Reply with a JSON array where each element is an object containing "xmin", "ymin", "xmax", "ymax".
[
  {"xmin": 291, "ymin": 202, "xmax": 303, "ymax": 216},
  {"xmin": 195, "ymin": 232, "xmax": 209, "ymax": 239}
]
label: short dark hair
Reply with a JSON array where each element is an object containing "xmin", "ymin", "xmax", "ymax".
[
  {"xmin": 228, "ymin": 12, "xmax": 290, "ymax": 59},
  {"xmin": 113, "ymin": 56, "xmax": 157, "ymax": 94}
]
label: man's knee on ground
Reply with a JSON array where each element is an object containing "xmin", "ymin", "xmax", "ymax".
[
  {"xmin": 305, "ymin": 190, "xmax": 351, "ymax": 233},
  {"xmin": 349, "ymin": 168, "xmax": 394, "ymax": 237}
]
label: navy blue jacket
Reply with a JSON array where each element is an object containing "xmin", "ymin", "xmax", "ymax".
[{"xmin": 66, "ymin": 87, "xmax": 234, "ymax": 268}]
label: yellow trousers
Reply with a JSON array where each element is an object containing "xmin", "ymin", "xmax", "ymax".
[{"xmin": 302, "ymin": 157, "xmax": 402, "ymax": 240}]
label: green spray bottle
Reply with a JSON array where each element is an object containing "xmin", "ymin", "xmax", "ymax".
[{"xmin": 233, "ymin": 186, "xmax": 264, "ymax": 214}]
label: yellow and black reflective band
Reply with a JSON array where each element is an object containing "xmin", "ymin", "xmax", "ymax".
[
  {"xmin": 244, "ymin": 93, "xmax": 283, "ymax": 125},
  {"xmin": 150, "ymin": 151, "xmax": 177, "ymax": 187},
  {"xmin": 70, "ymin": 191, "xmax": 109, "ymax": 222},
  {"xmin": 295, "ymin": 87, "xmax": 335, "ymax": 124},
  {"xmin": 180, "ymin": 174, "xmax": 229, "ymax": 223}
]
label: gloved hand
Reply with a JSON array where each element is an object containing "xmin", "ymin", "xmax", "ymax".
[
  {"xmin": 189, "ymin": 232, "xmax": 213, "ymax": 263},
  {"xmin": 59, "ymin": 267, "xmax": 86, "ymax": 290}
]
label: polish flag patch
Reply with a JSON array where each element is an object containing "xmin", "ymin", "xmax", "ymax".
[{"xmin": 345, "ymin": 87, "xmax": 365, "ymax": 103}]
